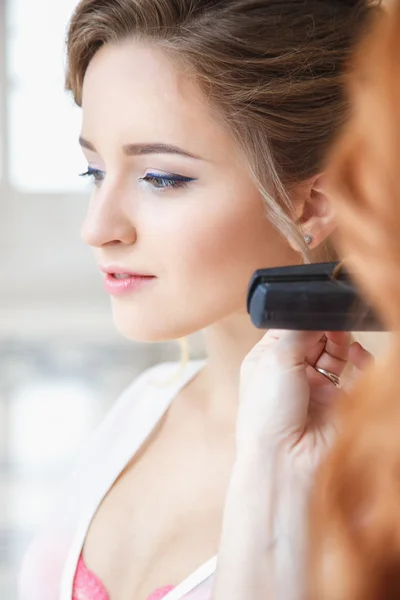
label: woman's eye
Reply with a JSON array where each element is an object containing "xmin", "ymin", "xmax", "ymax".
[
  {"xmin": 140, "ymin": 173, "xmax": 196, "ymax": 190},
  {"xmin": 79, "ymin": 167, "xmax": 105, "ymax": 185},
  {"xmin": 79, "ymin": 169, "xmax": 195, "ymax": 190}
]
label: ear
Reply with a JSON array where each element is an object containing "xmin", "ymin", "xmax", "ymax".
[{"xmin": 295, "ymin": 174, "xmax": 337, "ymax": 249}]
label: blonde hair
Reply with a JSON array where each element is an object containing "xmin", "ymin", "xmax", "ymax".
[{"xmin": 65, "ymin": 0, "xmax": 375, "ymax": 255}]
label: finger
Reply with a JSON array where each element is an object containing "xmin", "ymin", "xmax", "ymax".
[
  {"xmin": 341, "ymin": 343, "xmax": 373, "ymax": 392},
  {"xmin": 304, "ymin": 335, "xmax": 328, "ymax": 366},
  {"xmin": 324, "ymin": 331, "xmax": 352, "ymax": 361},
  {"xmin": 244, "ymin": 329, "xmax": 323, "ymax": 367},
  {"xmin": 309, "ymin": 331, "xmax": 350, "ymax": 366},
  {"xmin": 312, "ymin": 333, "xmax": 351, "ymax": 381},
  {"xmin": 305, "ymin": 331, "xmax": 350, "ymax": 367},
  {"xmin": 348, "ymin": 341, "xmax": 374, "ymax": 371},
  {"xmin": 261, "ymin": 330, "xmax": 324, "ymax": 369}
]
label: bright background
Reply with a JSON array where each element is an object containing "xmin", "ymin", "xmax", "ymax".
[{"xmin": 0, "ymin": 1, "xmax": 193, "ymax": 596}]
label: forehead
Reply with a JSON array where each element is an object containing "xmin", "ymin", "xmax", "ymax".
[{"xmin": 81, "ymin": 40, "xmax": 231, "ymax": 158}]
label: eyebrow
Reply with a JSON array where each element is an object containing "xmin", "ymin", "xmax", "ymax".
[{"xmin": 78, "ymin": 137, "xmax": 200, "ymax": 160}]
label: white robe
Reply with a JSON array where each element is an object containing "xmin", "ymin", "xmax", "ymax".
[{"xmin": 19, "ymin": 360, "xmax": 217, "ymax": 600}]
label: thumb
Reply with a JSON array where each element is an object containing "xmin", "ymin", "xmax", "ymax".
[{"xmin": 244, "ymin": 330, "xmax": 324, "ymax": 370}]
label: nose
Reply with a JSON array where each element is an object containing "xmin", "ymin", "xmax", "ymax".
[{"xmin": 81, "ymin": 183, "xmax": 137, "ymax": 248}]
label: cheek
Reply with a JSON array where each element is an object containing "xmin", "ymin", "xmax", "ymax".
[{"xmin": 158, "ymin": 195, "xmax": 286, "ymax": 293}]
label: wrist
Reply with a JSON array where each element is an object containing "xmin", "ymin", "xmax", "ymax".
[
  {"xmin": 229, "ymin": 444, "xmax": 278, "ymax": 512},
  {"xmin": 235, "ymin": 435, "xmax": 282, "ymax": 467},
  {"xmin": 233, "ymin": 441, "xmax": 312, "ymax": 529}
]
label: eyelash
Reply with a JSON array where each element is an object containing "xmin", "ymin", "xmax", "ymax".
[
  {"xmin": 139, "ymin": 173, "xmax": 195, "ymax": 190},
  {"xmin": 79, "ymin": 167, "xmax": 104, "ymax": 185},
  {"xmin": 79, "ymin": 167, "xmax": 195, "ymax": 190}
]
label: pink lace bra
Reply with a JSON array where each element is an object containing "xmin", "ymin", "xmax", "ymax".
[{"xmin": 73, "ymin": 555, "xmax": 174, "ymax": 600}]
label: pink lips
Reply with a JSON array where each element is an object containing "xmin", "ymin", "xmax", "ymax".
[{"xmin": 100, "ymin": 266, "xmax": 156, "ymax": 296}]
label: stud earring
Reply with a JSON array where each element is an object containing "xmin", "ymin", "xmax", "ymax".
[{"xmin": 304, "ymin": 234, "xmax": 313, "ymax": 245}]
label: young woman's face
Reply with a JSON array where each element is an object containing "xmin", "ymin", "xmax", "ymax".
[{"xmin": 80, "ymin": 41, "xmax": 299, "ymax": 341}]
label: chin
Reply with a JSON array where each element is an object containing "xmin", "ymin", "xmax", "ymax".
[
  {"xmin": 109, "ymin": 292, "xmax": 244, "ymax": 343},
  {"xmin": 111, "ymin": 303, "xmax": 195, "ymax": 343}
]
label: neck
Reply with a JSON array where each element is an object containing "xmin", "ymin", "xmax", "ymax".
[{"xmin": 198, "ymin": 311, "xmax": 265, "ymax": 420}]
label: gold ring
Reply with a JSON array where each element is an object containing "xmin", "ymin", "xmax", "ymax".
[{"xmin": 315, "ymin": 367, "xmax": 341, "ymax": 387}]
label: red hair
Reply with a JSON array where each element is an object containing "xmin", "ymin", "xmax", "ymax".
[{"xmin": 309, "ymin": 3, "xmax": 400, "ymax": 599}]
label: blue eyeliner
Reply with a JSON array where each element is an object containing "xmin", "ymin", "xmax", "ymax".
[
  {"xmin": 139, "ymin": 172, "xmax": 197, "ymax": 190},
  {"xmin": 79, "ymin": 167, "xmax": 197, "ymax": 190}
]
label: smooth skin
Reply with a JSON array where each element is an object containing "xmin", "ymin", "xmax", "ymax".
[
  {"xmin": 78, "ymin": 40, "xmax": 370, "ymax": 600},
  {"xmin": 215, "ymin": 330, "xmax": 371, "ymax": 600}
]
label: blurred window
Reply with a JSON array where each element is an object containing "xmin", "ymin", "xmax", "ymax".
[{"xmin": 7, "ymin": 0, "xmax": 86, "ymax": 192}]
